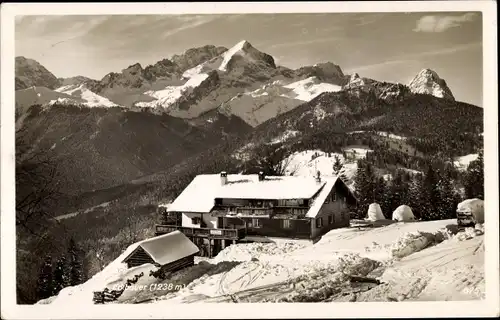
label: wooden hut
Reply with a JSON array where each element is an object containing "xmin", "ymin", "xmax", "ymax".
[{"xmin": 122, "ymin": 231, "xmax": 199, "ymax": 271}]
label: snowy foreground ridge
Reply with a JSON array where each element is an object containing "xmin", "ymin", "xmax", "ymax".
[{"xmin": 39, "ymin": 219, "xmax": 485, "ymax": 305}]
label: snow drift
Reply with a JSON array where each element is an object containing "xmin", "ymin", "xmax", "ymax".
[
  {"xmin": 366, "ymin": 203, "xmax": 385, "ymax": 221},
  {"xmin": 457, "ymin": 198, "xmax": 484, "ymax": 224},
  {"xmin": 392, "ymin": 205, "xmax": 415, "ymax": 222},
  {"xmin": 38, "ymin": 218, "xmax": 485, "ymax": 305}
]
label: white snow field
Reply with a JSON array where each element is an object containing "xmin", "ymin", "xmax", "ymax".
[
  {"xmin": 136, "ymin": 73, "xmax": 209, "ymax": 109},
  {"xmin": 40, "ymin": 219, "xmax": 485, "ymax": 305},
  {"xmin": 54, "ymin": 84, "xmax": 119, "ymax": 108},
  {"xmin": 280, "ymin": 77, "xmax": 343, "ymax": 101},
  {"xmin": 454, "ymin": 153, "xmax": 479, "ymax": 171}
]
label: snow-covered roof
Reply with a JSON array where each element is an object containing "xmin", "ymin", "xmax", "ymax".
[
  {"xmin": 305, "ymin": 177, "xmax": 338, "ymax": 218},
  {"xmin": 123, "ymin": 231, "xmax": 199, "ymax": 266},
  {"xmin": 168, "ymin": 174, "xmax": 330, "ymax": 213}
]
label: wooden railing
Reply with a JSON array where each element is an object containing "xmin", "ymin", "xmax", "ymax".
[{"xmin": 155, "ymin": 225, "xmax": 246, "ymax": 240}]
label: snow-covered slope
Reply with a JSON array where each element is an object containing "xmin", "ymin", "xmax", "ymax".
[
  {"xmin": 281, "ymin": 148, "xmax": 371, "ymax": 189},
  {"xmin": 38, "ymin": 218, "xmax": 485, "ymax": 306},
  {"xmin": 220, "ymin": 76, "xmax": 344, "ymax": 127},
  {"xmin": 135, "ymin": 73, "xmax": 209, "ymax": 110},
  {"xmin": 55, "ymin": 84, "xmax": 120, "ymax": 108},
  {"xmin": 15, "ymin": 86, "xmax": 86, "ymax": 115},
  {"xmin": 454, "ymin": 153, "xmax": 479, "ymax": 171},
  {"xmin": 219, "ymin": 40, "xmax": 249, "ymax": 71},
  {"xmin": 37, "ymin": 238, "xmax": 160, "ymax": 306},
  {"xmin": 281, "ymin": 77, "xmax": 342, "ymax": 101},
  {"xmin": 408, "ymin": 69, "xmax": 455, "ymax": 100}
]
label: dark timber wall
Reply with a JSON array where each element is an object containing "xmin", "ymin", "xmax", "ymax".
[
  {"xmin": 124, "ymin": 246, "xmax": 155, "ymax": 268},
  {"xmin": 159, "ymin": 254, "xmax": 196, "ymax": 273}
]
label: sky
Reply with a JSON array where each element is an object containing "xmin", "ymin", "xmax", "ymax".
[{"xmin": 15, "ymin": 12, "xmax": 483, "ymax": 106}]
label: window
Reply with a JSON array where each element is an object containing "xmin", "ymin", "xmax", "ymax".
[
  {"xmin": 331, "ymin": 193, "xmax": 337, "ymax": 202},
  {"xmin": 328, "ymin": 215, "xmax": 334, "ymax": 225},
  {"xmin": 191, "ymin": 217, "xmax": 201, "ymax": 225},
  {"xmin": 316, "ymin": 217, "xmax": 323, "ymax": 228},
  {"xmin": 252, "ymin": 218, "xmax": 261, "ymax": 228},
  {"xmin": 282, "ymin": 219, "xmax": 292, "ymax": 229}
]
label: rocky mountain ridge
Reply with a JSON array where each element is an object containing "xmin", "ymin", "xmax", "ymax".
[{"xmin": 16, "ymin": 40, "xmax": 459, "ymax": 128}]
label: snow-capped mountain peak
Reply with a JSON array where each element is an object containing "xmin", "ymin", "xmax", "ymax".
[
  {"xmin": 219, "ymin": 40, "xmax": 252, "ymax": 71},
  {"xmin": 346, "ymin": 72, "xmax": 365, "ymax": 88},
  {"xmin": 218, "ymin": 40, "xmax": 276, "ymax": 72},
  {"xmin": 408, "ymin": 68, "xmax": 455, "ymax": 101}
]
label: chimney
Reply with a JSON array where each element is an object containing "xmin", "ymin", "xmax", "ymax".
[
  {"xmin": 220, "ymin": 171, "xmax": 228, "ymax": 185},
  {"xmin": 258, "ymin": 171, "xmax": 265, "ymax": 181},
  {"xmin": 315, "ymin": 170, "xmax": 321, "ymax": 183}
]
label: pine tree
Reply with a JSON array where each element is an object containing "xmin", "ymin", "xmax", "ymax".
[
  {"xmin": 52, "ymin": 256, "xmax": 69, "ymax": 295},
  {"xmin": 436, "ymin": 167, "xmax": 460, "ymax": 219},
  {"xmin": 374, "ymin": 176, "xmax": 390, "ymax": 218},
  {"xmin": 67, "ymin": 238, "xmax": 84, "ymax": 286},
  {"xmin": 408, "ymin": 173, "xmax": 424, "ymax": 220},
  {"xmin": 389, "ymin": 170, "xmax": 410, "ymax": 212},
  {"xmin": 354, "ymin": 160, "xmax": 376, "ymax": 218},
  {"xmin": 464, "ymin": 150, "xmax": 484, "ymax": 199},
  {"xmin": 332, "ymin": 155, "xmax": 343, "ymax": 175},
  {"xmin": 419, "ymin": 164, "xmax": 441, "ymax": 220},
  {"xmin": 36, "ymin": 255, "xmax": 53, "ymax": 300}
]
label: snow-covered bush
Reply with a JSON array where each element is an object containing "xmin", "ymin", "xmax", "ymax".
[
  {"xmin": 366, "ymin": 203, "xmax": 385, "ymax": 221},
  {"xmin": 457, "ymin": 198, "xmax": 484, "ymax": 224},
  {"xmin": 392, "ymin": 205, "xmax": 415, "ymax": 222},
  {"xmin": 455, "ymin": 226, "xmax": 484, "ymax": 241},
  {"xmin": 390, "ymin": 231, "xmax": 432, "ymax": 259}
]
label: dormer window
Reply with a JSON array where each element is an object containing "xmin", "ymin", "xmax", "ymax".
[{"xmin": 191, "ymin": 217, "xmax": 201, "ymax": 225}]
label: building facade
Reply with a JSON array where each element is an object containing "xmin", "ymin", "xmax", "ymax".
[{"xmin": 156, "ymin": 171, "xmax": 357, "ymax": 256}]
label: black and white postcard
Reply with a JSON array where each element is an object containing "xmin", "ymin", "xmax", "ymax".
[{"xmin": 1, "ymin": 1, "xmax": 498, "ymax": 319}]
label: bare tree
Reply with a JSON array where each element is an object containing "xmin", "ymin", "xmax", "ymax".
[
  {"xmin": 251, "ymin": 144, "xmax": 294, "ymax": 176},
  {"xmin": 15, "ymin": 127, "xmax": 62, "ymax": 237}
]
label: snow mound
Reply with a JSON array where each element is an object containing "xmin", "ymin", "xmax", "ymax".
[
  {"xmin": 390, "ymin": 231, "xmax": 433, "ymax": 259},
  {"xmin": 212, "ymin": 241, "xmax": 307, "ymax": 264},
  {"xmin": 392, "ymin": 205, "xmax": 415, "ymax": 222},
  {"xmin": 457, "ymin": 198, "xmax": 484, "ymax": 223},
  {"xmin": 366, "ymin": 203, "xmax": 385, "ymax": 221},
  {"xmin": 455, "ymin": 226, "xmax": 484, "ymax": 242}
]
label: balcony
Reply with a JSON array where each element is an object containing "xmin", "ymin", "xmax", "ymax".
[{"xmin": 155, "ymin": 225, "xmax": 246, "ymax": 240}]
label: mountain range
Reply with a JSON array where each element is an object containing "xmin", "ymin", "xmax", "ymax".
[{"xmin": 16, "ymin": 40, "xmax": 457, "ymax": 125}]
